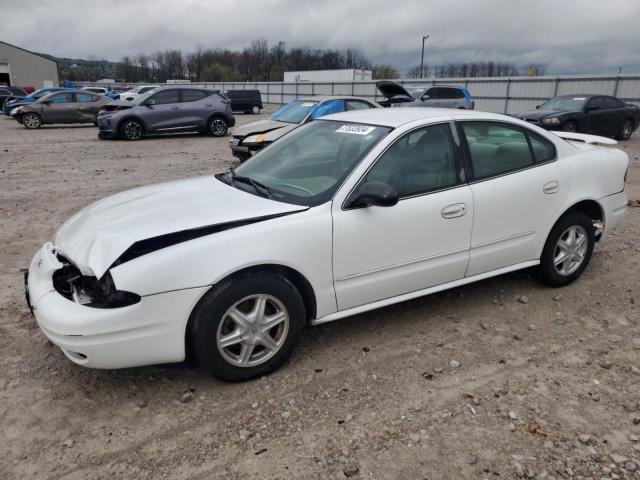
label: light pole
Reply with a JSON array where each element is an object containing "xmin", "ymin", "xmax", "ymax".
[{"xmin": 420, "ymin": 35, "xmax": 430, "ymax": 78}]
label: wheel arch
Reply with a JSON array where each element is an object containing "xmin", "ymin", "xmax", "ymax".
[
  {"xmin": 541, "ymin": 199, "xmax": 604, "ymax": 258},
  {"xmin": 115, "ymin": 115, "xmax": 147, "ymax": 136},
  {"xmin": 184, "ymin": 263, "xmax": 318, "ymax": 360}
]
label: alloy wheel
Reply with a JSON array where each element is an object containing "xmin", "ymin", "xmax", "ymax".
[
  {"xmin": 622, "ymin": 120, "xmax": 633, "ymax": 140},
  {"xmin": 123, "ymin": 121, "xmax": 142, "ymax": 140},
  {"xmin": 23, "ymin": 113, "xmax": 41, "ymax": 129},
  {"xmin": 251, "ymin": 105, "xmax": 260, "ymax": 114},
  {"xmin": 216, "ymin": 294, "xmax": 289, "ymax": 367},
  {"xmin": 210, "ymin": 118, "xmax": 227, "ymax": 136},
  {"xmin": 553, "ymin": 225, "xmax": 588, "ymax": 276}
]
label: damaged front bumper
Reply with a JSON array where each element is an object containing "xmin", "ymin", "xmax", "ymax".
[{"xmin": 25, "ymin": 242, "xmax": 207, "ymax": 369}]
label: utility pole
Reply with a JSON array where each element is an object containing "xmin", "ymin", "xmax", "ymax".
[{"xmin": 420, "ymin": 35, "xmax": 430, "ymax": 78}]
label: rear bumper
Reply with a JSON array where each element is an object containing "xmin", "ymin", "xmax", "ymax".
[
  {"xmin": 600, "ymin": 190, "xmax": 628, "ymax": 239},
  {"xmin": 26, "ymin": 243, "xmax": 207, "ymax": 369}
]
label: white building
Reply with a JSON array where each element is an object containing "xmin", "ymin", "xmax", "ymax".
[
  {"xmin": 284, "ymin": 69, "xmax": 372, "ymax": 83},
  {"xmin": 0, "ymin": 41, "xmax": 59, "ymax": 88}
]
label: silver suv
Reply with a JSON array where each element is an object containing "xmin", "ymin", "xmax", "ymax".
[
  {"xmin": 377, "ymin": 81, "xmax": 474, "ymax": 109},
  {"xmin": 97, "ymin": 86, "xmax": 235, "ymax": 140}
]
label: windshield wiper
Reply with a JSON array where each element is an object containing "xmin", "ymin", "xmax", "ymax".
[{"xmin": 224, "ymin": 168, "xmax": 273, "ymax": 199}]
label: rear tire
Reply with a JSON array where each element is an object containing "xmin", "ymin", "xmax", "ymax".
[
  {"xmin": 533, "ymin": 211, "xmax": 594, "ymax": 287},
  {"xmin": 208, "ymin": 116, "xmax": 228, "ymax": 137},
  {"xmin": 22, "ymin": 113, "xmax": 42, "ymax": 129},
  {"xmin": 616, "ymin": 119, "xmax": 634, "ymax": 140},
  {"xmin": 189, "ymin": 271, "xmax": 305, "ymax": 382},
  {"xmin": 119, "ymin": 119, "xmax": 143, "ymax": 140},
  {"xmin": 251, "ymin": 105, "xmax": 260, "ymax": 114}
]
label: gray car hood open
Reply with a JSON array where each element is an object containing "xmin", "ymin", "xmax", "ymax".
[
  {"xmin": 233, "ymin": 119, "xmax": 298, "ymax": 141},
  {"xmin": 54, "ymin": 176, "xmax": 307, "ymax": 279}
]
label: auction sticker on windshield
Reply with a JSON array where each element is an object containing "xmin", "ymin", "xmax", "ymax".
[{"xmin": 335, "ymin": 125, "xmax": 376, "ymax": 135}]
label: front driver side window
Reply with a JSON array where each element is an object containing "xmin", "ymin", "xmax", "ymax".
[
  {"xmin": 149, "ymin": 89, "xmax": 179, "ymax": 105},
  {"xmin": 365, "ymin": 123, "xmax": 458, "ymax": 197}
]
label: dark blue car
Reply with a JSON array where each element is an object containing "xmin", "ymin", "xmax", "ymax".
[{"xmin": 3, "ymin": 88, "xmax": 68, "ymax": 115}]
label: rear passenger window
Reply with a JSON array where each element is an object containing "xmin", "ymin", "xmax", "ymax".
[
  {"xmin": 366, "ymin": 123, "xmax": 457, "ymax": 197},
  {"xmin": 462, "ymin": 122, "xmax": 534, "ymax": 179},
  {"xmin": 527, "ymin": 131, "xmax": 556, "ymax": 163},
  {"xmin": 346, "ymin": 100, "xmax": 374, "ymax": 110},
  {"xmin": 76, "ymin": 92, "xmax": 99, "ymax": 102},
  {"xmin": 182, "ymin": 89, "xmax": 209, "ymax": 102},
  {"xmin": 440, "ymin": 88, "xmax": 464, "ymax": 99}
]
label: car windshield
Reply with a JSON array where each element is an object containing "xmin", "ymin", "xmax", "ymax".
[
  {"xmin": 221, "ymin": 120, "xmax": 392, "ymax": 206},
  {"xmin": 540, "ymin": 97, "xmax": 587, "ymax": 111},
  {"xmin": 408, "ymin": 88, "xmax": 425, "ymax": 99},
  {"xmin": 270, "ymin": 100, "xmax": 319, "ymax": 124}
]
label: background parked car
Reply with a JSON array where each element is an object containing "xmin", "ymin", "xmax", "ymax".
[
  {"xmin": 82, "ymin": 86, "xmax": 108, "ymax": 94},
  {"xmin": 0, "ymin": 86, "xmax": 27, "ymax": 109},
  {"xmin": 3, "ymin": 87, "xmax": 68, "ymax": 115},
  {"xmin": 223, "ymin": 90, "xmax": 263, "ymax": 114},
  {"xmin": 230, "ymin": 95, "xmax": 379, "ymax": 161},
  {"xmin": 118, "ymin": 85, "xmax": 159, "ymax": 101},
  {"xmin": 517, "ymin": 94, "xmax": 640, "ymax": 140},
  {"xmin": 97, "ymin": 86, "xmax": 235, "ymax": 140},
  {"xmin": 12, "ymin": 90, "xmax": 111, "ymax": 128},
  {"xmin": 377, "ymin": 81, "xmax": 474, "ymax": 109}
]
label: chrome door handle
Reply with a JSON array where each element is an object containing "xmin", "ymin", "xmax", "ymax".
[
  {"xmin": 441, "ymin": 203, "xmax": 467, "ymax": 219},
  {"xmin": 171, "ymin": 106, "xmax": 180, "ymax": 110},
  {"xmin": 543, "ymin": 180, "xmax": 559, "ymax": 194}
]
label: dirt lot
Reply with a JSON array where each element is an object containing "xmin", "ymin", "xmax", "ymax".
[{"xmin": 1, "ymin": 111, "xmax": 639, "ymax": 480}]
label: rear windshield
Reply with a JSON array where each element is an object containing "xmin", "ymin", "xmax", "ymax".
[{"xmin": 270, "ymin": 100, "xmax": 319, "ymax": 124}]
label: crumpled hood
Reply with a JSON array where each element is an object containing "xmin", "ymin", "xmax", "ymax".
[
  {"xmin": 54, "ymin": 176, "xmax": 307, "ymax": 278},
  {"xmin": 233, "ymin": 119, "xmax": 296, "ymax": 140}
]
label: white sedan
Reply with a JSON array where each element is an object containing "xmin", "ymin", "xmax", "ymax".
[{"xmin": 26, "ymin": 108, "xmax": 629, "ymax": 381}]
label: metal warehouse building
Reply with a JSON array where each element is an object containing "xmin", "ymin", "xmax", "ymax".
[{"xmin": 0, "ymin": 41, "xmax": 59, "ymax": 88}]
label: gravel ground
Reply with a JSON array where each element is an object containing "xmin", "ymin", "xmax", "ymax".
[{"xmin": 1, "ymin": 111, "xmax": 639, "ymax": 480}]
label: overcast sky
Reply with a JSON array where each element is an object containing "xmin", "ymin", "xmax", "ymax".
[{"xmin": 4, "ymin": 0, "xmax": 640, "ymax": 74}]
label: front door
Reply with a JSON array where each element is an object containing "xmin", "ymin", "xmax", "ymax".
[
  {"xmin": 143, "ymin": 88, "xmax": 182, "ymax": 131},
  {"xmin": 332, "ymin": 123, "xmax": 473, "ymax": 310},
  {"xmin": 42, "ymin": 92, "xmax": 76, "ymax": 123}
]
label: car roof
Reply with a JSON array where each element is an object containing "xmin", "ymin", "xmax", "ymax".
[{"xmin": 322, "ymin": 107, "xmax": 509, "ymax": 128}]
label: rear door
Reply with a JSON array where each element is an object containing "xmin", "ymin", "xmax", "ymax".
[
  {"xmin": 438, "ymin": 88, "xmax": 465, "ymax": 108},
  {"xmin": 74, "ymin": 92, "xmax": 101, "ymax": 122},
  {"xmin": 41, "ymin": 92, "xmax": 76, "ymax": 123},
  {"xmin": 180, "ymin": 89, "xmax": 213, "ymax": 128},
  {"xmin": 143, "ymin": 88, "xmax": 182, "ymax": 131},
  {"xmin": 459, "ymin": 120, "xmax": 568, "ymax": 276}
]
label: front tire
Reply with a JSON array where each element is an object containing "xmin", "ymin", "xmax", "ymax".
[
  {"xmin": 119, "ymin": 119, "xmax": 143, "ymax": 140},
  {"xmin": 616, "ymin": 119, "xmax": 634, "ymax": 140},
  {"xmin": 534, "ymin": 211, "xmax": 594, "ymax": 287},
  {"xmin": 562, "ymin": 120, "xmax": 577, "ymax": 133},
  {"xmin": 189, "ymin": 272, "xmax": 305, "ymax": 382},
  {"xmin": 208, "ymin": 116, "xmax": 228, "ymax": 137},
  {"xmin": 22, "ymin": 113, "xmax": 42, "ymax": 129}
]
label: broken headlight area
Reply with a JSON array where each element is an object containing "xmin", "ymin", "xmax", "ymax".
[{"xmin": 52, "ymin": 259, "xmax": 140, "ymax": 309}]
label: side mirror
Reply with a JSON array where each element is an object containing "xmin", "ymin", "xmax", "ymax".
[
  {"xmin": 586, "ymin": 105, "xmax": 598, "ymax": 113},
  {"xmin": 535, "ymin": 105, "xmax": 541, "ymax": 109},
  {"xmin": 41, "ymin": 100, "xmax": 51, "ymax": 105},
  {"xmin": 144, "ymin": 99, "xmax": 156, "ymax": 107},
  {"xmin": 346, "ymin": 181, "xmax": 399, "ymax": 209},
  {"xmin": 421, "ymin": 95, "xmax": 430, "ymax": 101}
]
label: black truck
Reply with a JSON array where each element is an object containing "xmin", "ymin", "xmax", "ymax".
[{"xmin": 223, "ymin": 90, "xmax": 263, "ymax": 114}]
